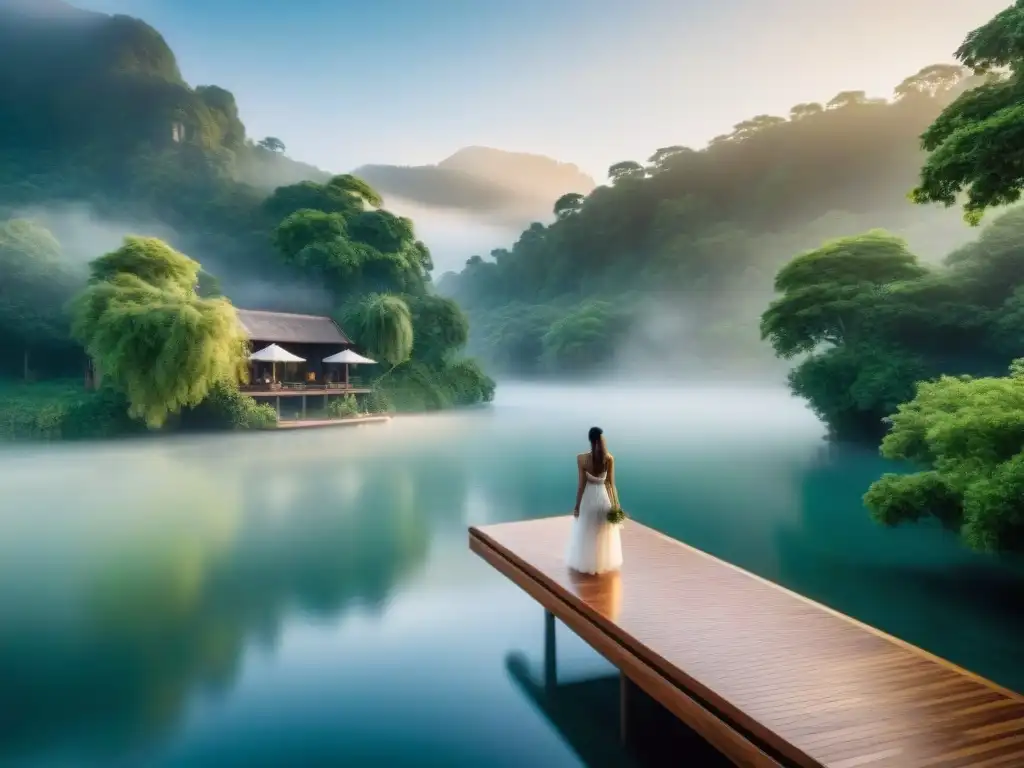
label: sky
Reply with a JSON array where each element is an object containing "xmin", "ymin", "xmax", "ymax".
[{"xmin": 72, "ymin": 0, "xmax": 1010, "ymax": 180}]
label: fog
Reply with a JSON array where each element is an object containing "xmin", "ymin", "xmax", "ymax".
[
  {"xmin": 381, "ymin": 194, "xmax": 530, "ymax": 274},
  {"xmin": 11, "ymin": 201, "xmax": 335, "ymax": 314},
  {"xmin": 13, "ymin": 202, "xmax": 176, "ymax": 270}
]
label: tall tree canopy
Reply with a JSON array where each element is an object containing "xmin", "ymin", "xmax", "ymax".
[
  {"xmin": 760, "ymin": 231, "xmax": 927, "ymax": 359},
  {"xmin": 911, "ymin": 1, "xmax": 1024, "ymax": 223},
  {"xmin": 70, "ymin": 237, "xmax": 247, "ymax": 428}
]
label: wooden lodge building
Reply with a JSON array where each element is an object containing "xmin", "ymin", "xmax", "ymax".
[
  {"xmin": 237, "ymin": 309, "xmax": 354, "ymax": 385},
  {"xmin": 236, "ymin": 309, "xmax": 373, "ymax": 416}
]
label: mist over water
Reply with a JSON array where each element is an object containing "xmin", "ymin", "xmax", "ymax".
[
  {"xmin": 1, "ymin": 382, "xmax": 1021, "ymax": 767},
  {"xmin": 382, "ymin": 194, "xmax": 527, "ymax": 274}
]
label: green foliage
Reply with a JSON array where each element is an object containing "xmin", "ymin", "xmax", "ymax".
[
  {"xmin": 863, "ymin": 362, "xmax": 1024, "ymax": 553},
  {"xmin": 0, "ymin": 380, "xmax": 141, "ymax": 441},
  {"xmin": 0, "ymin": 218, "xmax": 81, "ymax": 357},
  {"xmin": 0, "ymin": 2, "xmax": 495, "ymax": 428},
  {"xmin": 268, "ymin": 182, "xmax": 431, "ymax": 300},
  {"xmin": 541, "ymin": 300, "xmax": 629, "ymax": 373},
  {"xmin": 178, "ymin": 380, "xmax": 277, "ymax": 431},
  {"xmin": 70, "ymin": 237, "xmax": 248, "ymax": 428},
  {"xmin": 760, "ymin": 206, "xmax": 1024, "ymax": 440},
  {"xmin": 787, "ymin": 344, "xmax": 929, "ymax": 441},
  {"xmin": 341, "ymin": 293, "xmax": 414, "ymax": 367},
  {"xmin": 364, "ymin": 388, "xmax": 394, "ymax": 414},
  {"xmin": 406, "ymin": 294, "xmax": 469, "ymax": 365},
  {"xmin": 760, "ymin": 231, "xmax": 928, "ymax": 359},
  {"xmin": 61, "ymin": 386, "xmax": 145, "ymax": 440},
  {"xmin": 441, "ymin": 62, "xmax": 981, "ymax": 374},
  {"xmin": 911, "ymin": 2, "xmax": 1024, "ymax": 223},
  {"xmin": 378, "ymin": 358, "xmax": 495, "ymax": 412},
  {"xmin": 327, "ymin": 394, "xmax": 360, "ymax": 419}
]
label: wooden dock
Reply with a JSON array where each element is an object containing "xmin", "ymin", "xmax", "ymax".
[
  {"xmin": 276, "ymin": 415, "xmax": 390, "ymax": 430},
  {"xmin": 469, "ymin": 516, "xmax": 1024, "ymax": 768}
]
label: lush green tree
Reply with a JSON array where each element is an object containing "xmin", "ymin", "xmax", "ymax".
[
  {"xmin": 257, "ymin": 137, "xmax": 285, "ymax": 153},
  {"xmin": 406, "ymin": 294, "xmax": 468, "ymax": 365},
  {"xmin": 607, "ymin": 161, "xmax": 644, "ymax": 184},
  {"xmin": 760, "ymin": 231, "xmax": 928, "ymax": 358},
  {"xmin": 326, "ymin": 174, "xmax": 384, "ymax": 208},
  {"xmin": 541, "ymin": 300, "xmax": 629, "ymax": 373},
  {"xmin": 268, "ymin": 181, "xmax": 431, "ymax": 300},
  {"xmin": 759, "ymin": 224, "xmax": 1009, "ymax": 439},
  {"xmin": 0, "ymin": 219, "xmax": 81, "ymax": 377},
  {"xmin": 481, "ymin": 303, "xmax": 562, "ymax": 374},
  {"xmin": 70, "ymin": 237, "xmax": 248, "ymax": 428},
  {"xmin": 894, "ymin": 64, "xmax": 969, "ymax": 100},
  {"xmin": 553, "ymin": 192, "xmax": 584, "ymax": 219},
  {"xmin": 911, "ymin": 2, "xmax": 1024, "ymax": 223},
  {"xmin": 864, "ymin": 361, "xmax": 1024, "ymax": 553},
  {"xmin": 341, "ymin": 293, "xmax": 414, "ymax": 367}
]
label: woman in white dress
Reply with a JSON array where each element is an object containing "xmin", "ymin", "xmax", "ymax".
[{"xmin": 566, "ymin": 426, "xmax": 623, "ymax": 575}]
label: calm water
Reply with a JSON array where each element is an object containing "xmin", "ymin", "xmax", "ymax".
[{"xmin": 1, "ymin": 383, "xmax": 1023, "ymax": 767}]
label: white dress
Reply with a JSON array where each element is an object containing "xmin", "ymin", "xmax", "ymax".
[{"xmin": 566, "ymin": 462, "xmax": 623, "ymax": 575}]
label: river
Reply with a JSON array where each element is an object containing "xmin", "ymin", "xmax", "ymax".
[{"xmin": 0, "ymin": 383, "xmax": 1021, "ymax": 767}]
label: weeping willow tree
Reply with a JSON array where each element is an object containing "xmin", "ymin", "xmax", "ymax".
[
  {"xmin": 342, "ymin": 293, "xmax": 414, "ymax": 367},
  {"xmin": 71, "ymin": 237, "xmax": 248, "ymax": 428}
]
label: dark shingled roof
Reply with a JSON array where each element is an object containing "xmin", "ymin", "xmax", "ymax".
[{"xmin": 236, "ymin": 309, "xmax": 351, "ymax": 345}]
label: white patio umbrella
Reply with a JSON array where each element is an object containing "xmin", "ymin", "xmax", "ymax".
[
  {"xmin": 249, "ymin": 343, "xmax": 305, "ymax": 383},
  {"xmin": 322, "ymin": 349, "xmax": 377, "ymax": 387}
]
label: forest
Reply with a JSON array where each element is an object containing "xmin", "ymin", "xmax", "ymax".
[
  {"xmin": 439, "ymin": 64, "xmax": 990, "ymax": 377},
  {"xmin": 0, "ymin": 0, "xmax": 493, "ymax": 439}
]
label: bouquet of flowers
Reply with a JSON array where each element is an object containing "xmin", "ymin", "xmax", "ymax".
[{"xmin": 607, "ymin": 507, "xmax": 627, "ymax": 525}]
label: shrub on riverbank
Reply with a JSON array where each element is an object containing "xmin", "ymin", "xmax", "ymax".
[
  {"xmin": 0, "ymin": 380, "xmax": 142, "ymax": 441},
  {"xmin": 863, "ymin": 361, "xmax": 1024, "ymax": 554},
  {"xmin": 0, "ymin": 378, "xmax": 277, "ymax": 440},
  {"xmin": 327, "ymin": 394, "xmax": 360, "ymax": 419},
  {"xmin": 377, "ymin": 358, "xmax": 495, "ymax": 412},
  {"xmin": 177, "ymin": 381, "xmax": 278, "ymax": 431}
]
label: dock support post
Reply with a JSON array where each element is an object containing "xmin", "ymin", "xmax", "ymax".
[
  {"xmin": 544, "ymin": 610, "xmax": 557, "ymax": 690},
  {"xmin": 302, "ymin": 394, "xmax": 307, "ymax": 419},
  {"xmin": 620, "ymin": 672, "xmax": 635, "ymax": 747},
  {"xmin": 275, "ymin": 396, "xmax": 281, "ymax": 418}
]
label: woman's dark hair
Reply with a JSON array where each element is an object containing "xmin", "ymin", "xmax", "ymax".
[{"xmin": 588, "ymin": 426, "xmax": 606, "ymax": 473}]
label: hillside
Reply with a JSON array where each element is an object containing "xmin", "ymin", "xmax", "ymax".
[
  {"xmin": 438, "ymin": 67, "xmax": 989, "ymax": 377},
  {"xmin": 354, "ymin": 147, "xmax": 595, "ymax": 224}
]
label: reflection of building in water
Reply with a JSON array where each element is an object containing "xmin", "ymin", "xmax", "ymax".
[{"xmin": 0, "ymin": 439, "xmax": 435, "ymax": 766}]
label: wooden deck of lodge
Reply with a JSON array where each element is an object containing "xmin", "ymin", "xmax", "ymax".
[
  {"xmin": 241, "ymin": 385, "xmax": 372, "ymax": 396},
  {"xmin": 469, "ymin": 516, "xmax": 1024, "ymax": 768}
]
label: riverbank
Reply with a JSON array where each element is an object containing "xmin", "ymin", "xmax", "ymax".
[{"xmin": 0, "ymin": 378, "xmax": 491, "ymax": 442}]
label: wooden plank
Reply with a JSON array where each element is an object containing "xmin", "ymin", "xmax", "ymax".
[
  {"xmin": 469, "ymin": 517, "xmax": 1024, "ymax": 768},
  {"xmin": 471, "ymin": 532, "xmax": 784, "ymax": 768},
  {"xmin": 243, "ymin": 387, "xmax": 371, "ymax": 397},
  {"xmin": 276, "ymin": 415, "xmax": 390, "ymax": 429}
]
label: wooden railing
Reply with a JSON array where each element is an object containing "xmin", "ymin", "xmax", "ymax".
[{"xmin": 240, "ymin": 379, "xmax": 365, "ymax": 393}]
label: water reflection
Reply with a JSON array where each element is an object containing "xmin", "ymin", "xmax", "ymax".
[
  {"xmin": 0, "ymin": 440, "xmax": 447, "ymax": 764},
  {"xmin": 568, "ymin": 570, "xmax": 622, "ymax": 623},
  {"xmin": 774, "ymin": 442, "xmax": 1024, "ymax": 692},
  {"xmin": 0, "ymin": 383, "xmax": 1021, "ymax": 767}
]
